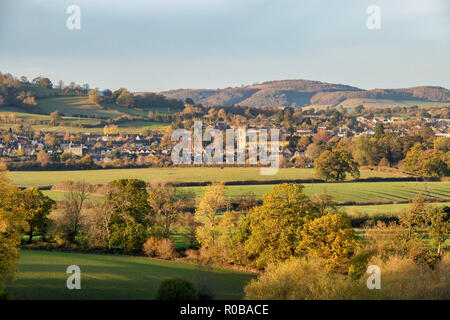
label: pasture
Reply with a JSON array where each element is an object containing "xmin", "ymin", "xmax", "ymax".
[
  {"xmin": 8, "ymin": 250, "xmax": 255, "ymax": 300},
  {"xmin": 8, "ymin": 167, "xmax": 402, "ymax": 188},
  {"xmin": 343, "ymin": 202, "xmax": 450, "ymax": 217},
  {"xmin": 180, "ymin": 181, "xmax": 450, "ymax": 202}
]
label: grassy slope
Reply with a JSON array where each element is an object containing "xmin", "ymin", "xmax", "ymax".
[
  {"xmin": 1, "ymin": 95, "xmax": 170, "ymax": 133},
  {"xmin": 8, "ymin": 167, "xmax": 400, "ymax": 187},
  {"xmin": 8, "ymin": 250, "xmax": 255, "ymax": 300}
]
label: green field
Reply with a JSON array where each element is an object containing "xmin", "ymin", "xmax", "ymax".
[
  {"xmin": 343, "ymin": 202, "xmax": 450, "ymax": 217},
  {"xmin": 180, "ymin": 181, "xmax": 450, "ymax": 203},
  {"xmin": 8, "ymin": 167, "xmax": 402, "ymax": 188},
  {"xmin": 8, "ymin": 250, "xmax": 254, "ymax": 300},
  {"xmin": 38, "ymin": 96, "xmax": 123, "ymax": 118},
  {"xmin": 38, "ymin": 96, "xmax": 181, "ymax": 118}
]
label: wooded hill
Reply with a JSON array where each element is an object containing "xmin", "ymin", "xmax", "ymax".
[{"xmin": 160, "ymin": 79, "xmax": 450, "ymax": 108}]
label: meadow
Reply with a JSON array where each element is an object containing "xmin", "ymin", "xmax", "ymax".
[
  {"xmin": 8, "ymin": 250, "xmax": 255, "ymax": 300},
  {"xmin": 8, "ymin": 167, "xmax": 402, "ymax": 187},
  {"xmin": 343, "ymin": 201, "xmax": 450, "ymax": 217},
  {"xmin": 179, "ymin": 181, "xmax": 450, "ymax": 202}
]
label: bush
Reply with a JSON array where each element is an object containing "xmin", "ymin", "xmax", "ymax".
[
  {"xmin": 244, "ymin": 257, "xmax": 363, "ymax": 300},
  {"xmin": 143, "ymin": 237, "xmax": 176, "ymax": 259},
  {"xmin": 348, "ymin": 250, "xmax": 375, "ymax": 280},
  {"xmin": 198, "ymin": 245, "xmax": 227, "ymax": 265},
  {"xmin": 155, "ymin": 277, "xmax": 197, "ymax": 300},
  {"xmin": 143, "ymin": 237, "xmax": 160, "ymax": 257},
  {"xmin": 184, "ymin": 249, "xmax": 199, "ymax": 262},
  {"xmin": 244, "ymin": 254, "xmax": 450, "ymax": 300},
  {"xmin": 157, "ymin": 238, "xmax": 176, "ymax": 259}
]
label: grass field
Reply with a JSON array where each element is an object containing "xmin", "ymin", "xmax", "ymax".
[
  {"xmin": 180, "ymin": 181, "xmax": 450, "ymax": 202},
  {"xmin": 38, "ymin": 96, "xmax": 123, "ymax": 118},
  {"xmin": 8, "ymin": 167, "xmax": 402, "ymax": 187},
  {"xmin": 41, "ymin": 181, "xmax": 450, "ymax": 213},
  {"xmin": 343, "ymin": 202, "xmax": 450, "ymax": 217},
  {"xmin": 8, "ymin": 250, "xmax": 255, "ymax": 300}
]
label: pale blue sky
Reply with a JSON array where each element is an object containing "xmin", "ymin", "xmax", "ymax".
[{"xmin": 0, "ymin": 0, "xmax": 449, "ymax": 92}]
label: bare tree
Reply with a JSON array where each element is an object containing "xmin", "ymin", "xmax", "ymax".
[
  {"xmin": 148, "ymin": 181, "xmax": 186, "ymax": 238},
  {"xmin": 57, "ymin": 181, "xmax": 88, "ymax": 243}
]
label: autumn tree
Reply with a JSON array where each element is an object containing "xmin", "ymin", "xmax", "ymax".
[
  {"xmin": 194, "ymin": 183, "xmax": 227, "ymax": 248},
  {"xmin": 21, "ymin": 187, "xmax": 55, "ymax": 243},
  {"xmin": 148, "ymin": 181, "xmax": 186, "ymax": 238},
  {"xmin": 428, "ymin": 206, "xmax": 450, "ymax": 255},
  {"xmin": 88, "ymin": 88, "xmax": 100, "ymax": 104},
  {"xmin": 314, "ymin": 150, "xmax": 360, "ymax": 181},
  {"xmin": 36, "ymin": 150, "xmax": 51, "ymax": 167},
  {"xmin": 49, "ymin": 110, "xmax": 62, "ymax": 126},
  {"xmin": 56, "ymin": 181, "xmax": 89, "ymax": 243},
  {"xmin": 297, "ymin": 213, "xmax": 357, "ymax": 272},
  {"xmin": 116, "ymin": 90, "xmax": 135, "ymax": 108},
  {"xmin": 234, "ymin": 184, "xmax": 321, "ymax": 268},
  {"xmin": 0, "ymin": 171, "xmax": 28, "ymax": 295}
]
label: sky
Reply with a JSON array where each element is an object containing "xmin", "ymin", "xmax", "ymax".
[{"xmin": 0, "ymin": 0, "xmax": 449, "ymax": 92}]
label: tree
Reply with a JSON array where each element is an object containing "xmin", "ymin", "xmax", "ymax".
[
  {"xmin": 237, "ymin": 192, "xmax": 258, "ymax": 214},
  {"xmin": 88, "ymin": 88, "xmax": 100, "ymax": 104},
  {"xmin": 404, "ymin": 143, "xmax": 448, "ymax": 177},
  {"xmin": 106, "ymin": 179, "xmax": 152, "ymax": 253},
  {"xmin": 0, "ymin": 171, "xmax": 28, "ymax": 295},
  {"xmin": 314, "ymin": 150, "xmax": 360, "ymax": 181},
  {"xmin": 104, "ymin": 125, "xmax": 119, "ymax": 135},
  {"xmin": 398, "ymin": 196, "xmax": 430, "ymax": 239},
  {"xmin": 56, "ymin": 181, "xmax": 89, "ymax": 243},
  {"xmin": 49, "ymin": 110, "xmax": 62, "ymax": 126},
  {"xmin": 428, "ymin": 206, "xmax": 450, "ymax": 256},
  {"xmin": 36, "ymin": 77, "xmax": 53, "ymax": 89},
  {"xmin": 44, "ymin": 133, "xmax": 60, "ymax": 150},
  {"xmin": 155, "ymin": 277, "xmax": 197, "ymax": 300},
  {"xmin": 374, "ymin": 123, "xmax": 385, "ymax": 140},
  {"xmin": 296, "ymin": 136, "xmax": 311, "ymax": 152},
  {"xmin": 116, "ymin": 90, "xmax": 135, "ymax": 108},
  {"xmin": 80, "ymin": 155, "xmax": 94, "ymax": 168},
  {"xmin": 235, "ymin": 184, "xmax": 321, "ymax": 268},
  {"xmin": 148, "ymin": 182, "xmax": 185, "ymax": 238},
  {"xmin": 36, "ymin": 150, "xmax": 51, "ymax": 167},
  {"xmin": 305, "ymin": 143, "xmax": 322, "ymax": 161},
  {"xmin": 21, "ymin": 188, "xmax": 55, "ymax": 243},
  {"xmin": 195, "ymin": 183, "xmax": 227, "ymax": 248},
  {"xmin": 297, "ymin": 213, "xmax": 357, "ymax": 272}
]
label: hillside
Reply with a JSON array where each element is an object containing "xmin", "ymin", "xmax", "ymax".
[{"xmin": 160, "ymin": 79, "xmax": 450, "ymax": 108}]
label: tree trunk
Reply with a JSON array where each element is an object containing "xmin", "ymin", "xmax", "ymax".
[{"xmin": 28, "ymin": 229, "xmax": 33, "ymax": 244}]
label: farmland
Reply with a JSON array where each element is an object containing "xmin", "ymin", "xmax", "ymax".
[
  {"xmin": 8, "ymin": 167, "xmax": 402, "ymax": 188},
  {"xmin": 343, "ymin": 202, "xmax": 450, "ymax": 217},
  {"xmin": 179, "ymin": 181, "xmax": 450, "ymax": 202},
  {"xmin": 8, "ymin": 250, "xmax": 254, "ymax": 300}
]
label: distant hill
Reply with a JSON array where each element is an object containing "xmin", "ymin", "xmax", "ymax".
[{"xmin": 160, "ymin": 80, "xmax": 450, "ymax": 108}]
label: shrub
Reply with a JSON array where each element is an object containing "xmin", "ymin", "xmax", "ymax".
[
  {"xmin": 184, "ymin": 249, "xmax": 199, "ymax": 262},
  {"xmin": 155, "ymin": 277, "xmax": 197, "ymax": 300},
  {"xmin": 244, "ymin": 254, "xmax": 450, "ymax": 300},
  {"xmin": 198, "ymin": 245, "xmax": 227, "ymax": 265},
  {"xmin": 366, "ymin": 254, "xmax": 450, "ymax": 299},
  {"xmin": 143, "ymin": 237, "xmax": 176, "ymax": 259},
  {"xmin": 244, "ymin": 257, "xmax": 364, "ymax": 300},
  {"xmin": 157, "ymin": 238, "xmax": 176, "ymax": 259},
  {"xmin": 143, "ymin": 237, "xmax": 160, "ymax": 257},
  {"xmin": 348, "ymin": 250, "xmax": 375, "ymax": 280}
]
